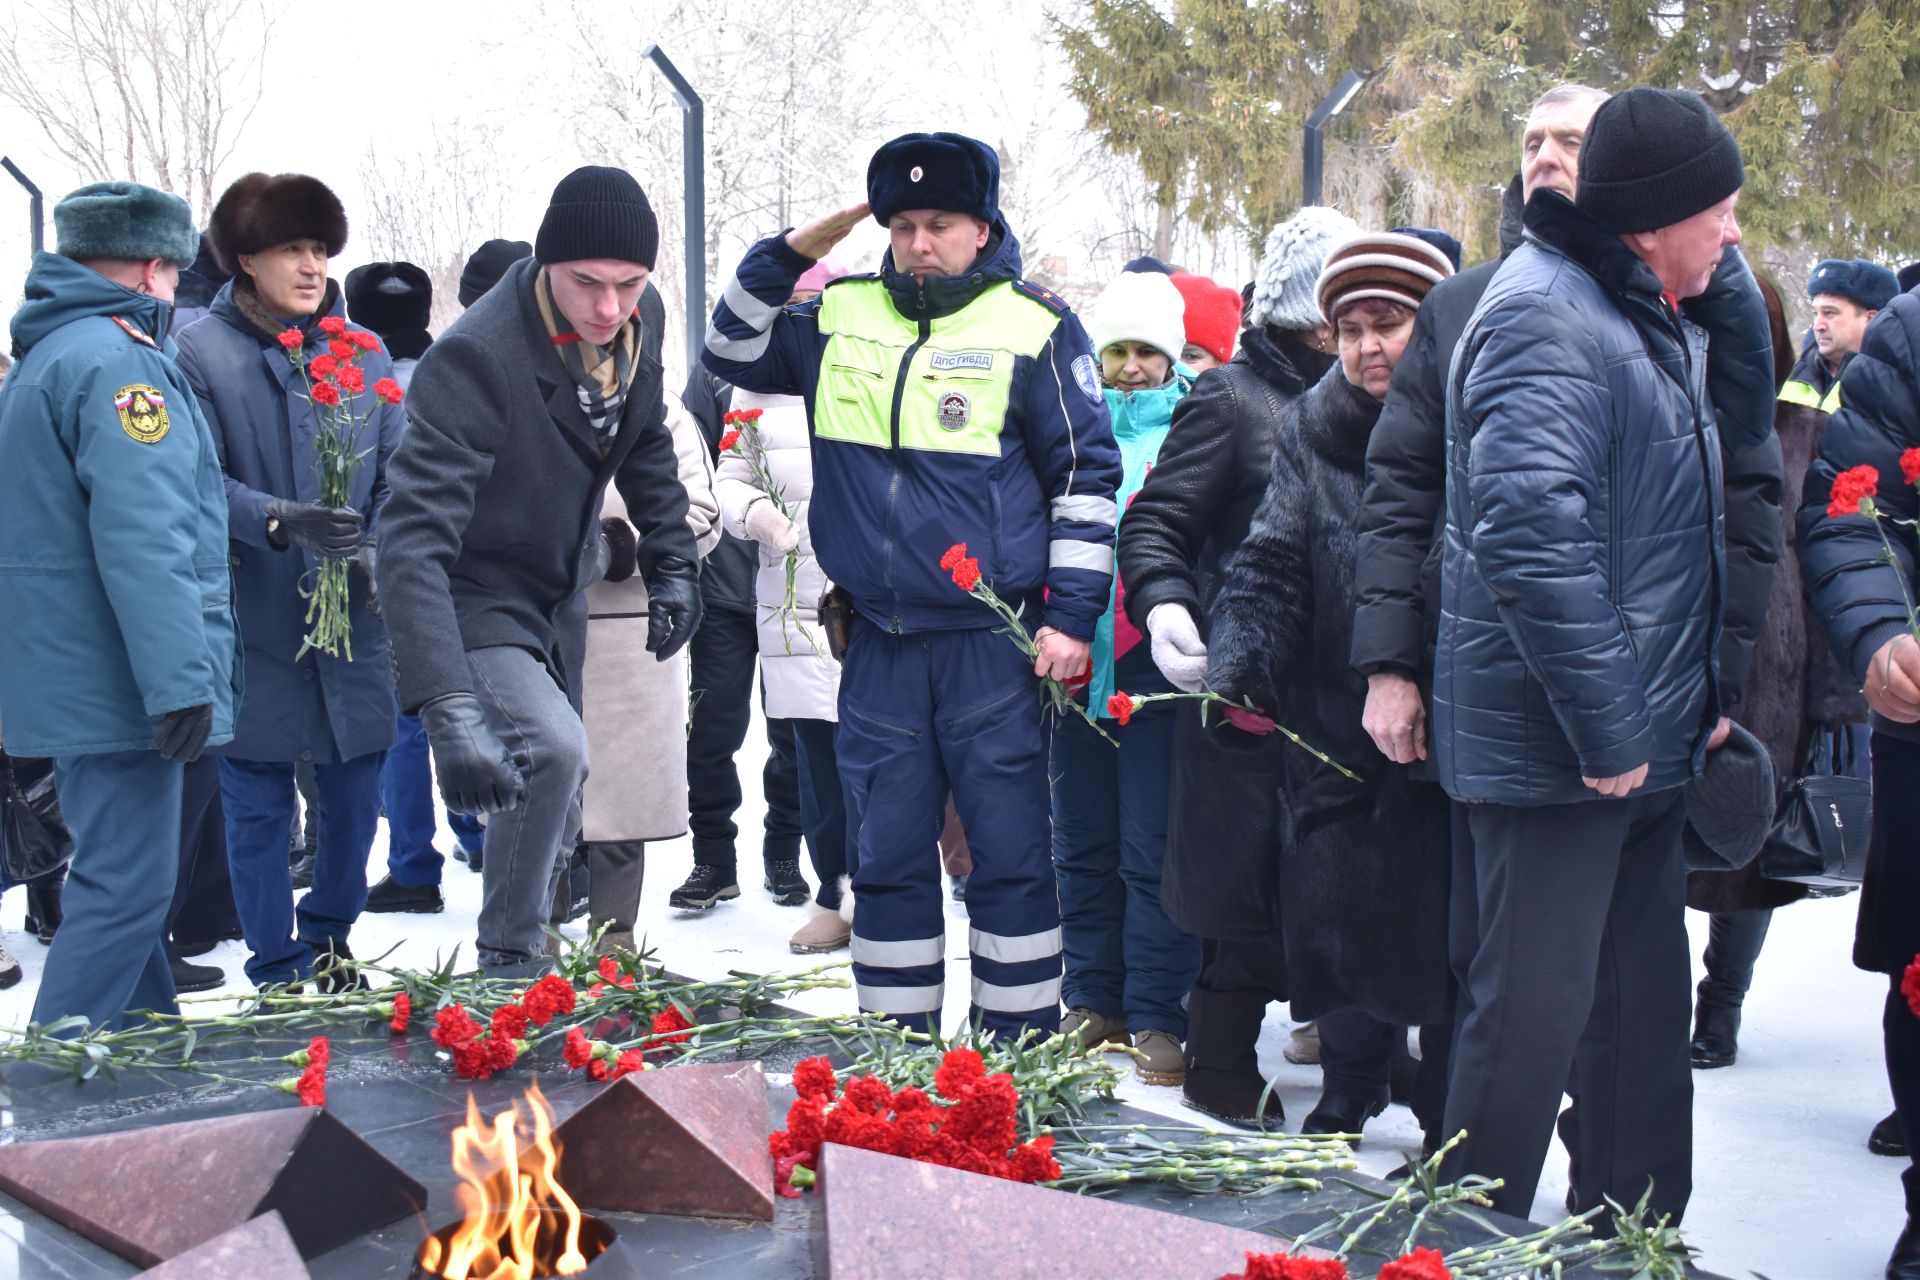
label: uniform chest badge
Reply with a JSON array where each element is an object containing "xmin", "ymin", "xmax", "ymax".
[
  {"xmin": 113, "ymin": 384, "xmax": 170, "ymax": 444},
  {"xmin": 936, "ymin": 390, "xmax": 971, "ymax": 432}
]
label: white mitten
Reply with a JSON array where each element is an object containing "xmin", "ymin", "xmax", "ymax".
[
  {"xmin": 743, "ymin": 499, "xmax": 800, "ymax": 554},
  {"xmin": 1146, "ymin": 602, "xmax": 1209, "ymax": 693}
]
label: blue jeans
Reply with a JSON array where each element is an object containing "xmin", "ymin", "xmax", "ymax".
[
  {"xmin": 381, "ymin": 712, "xmax": 442, "ymax": 886},
  {"xmin": 791, "ymin": 718, "xmax": 849, "ymax": 911},
  {"xmin": 1049, "ymin": 703, "xmax": 1199, "ymax": 1036},
  {"xmin": 34, "ymin": 750, "xmax": 180, "ymax": 1030},
  {"xmin": 447, "ymin": 810, "xmax": 484, "ymax": 857},
  {"xmin": 220, "ymin": 752, "xmax": 385, "ymax": 985}
]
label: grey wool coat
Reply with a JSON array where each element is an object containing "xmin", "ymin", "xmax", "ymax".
[{"xmin": 378, "ymin": 261, "xmax": 696, "ymax": 716}]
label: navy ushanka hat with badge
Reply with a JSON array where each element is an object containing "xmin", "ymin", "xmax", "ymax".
[{"xmin": 867, "ymin": 133, "xmax": 1001, "ymax": 226}]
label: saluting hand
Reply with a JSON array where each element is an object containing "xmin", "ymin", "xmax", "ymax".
[{"xmin": 787, "ymin": 203, "xmax": 871, "ymax": 262}]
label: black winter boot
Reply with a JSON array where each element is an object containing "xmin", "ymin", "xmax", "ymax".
[
  {"xmin": 1689, "ymin": 998, "xmax": 1741, "ymax": 1069},
  {"xmin": 670, "ymin": 864, "xmax": 740, "ymax": 911},
  {"xmin": 23, "ymin": 878, "xmax": 63, "ymax": 944},
  {"xmin": 764, "ymin": 858, "xmax": 810, "ymax": 906},
  {"xmin": 1182, "ymin": 1067, "xmax": 1285, "ymax": 1130}
]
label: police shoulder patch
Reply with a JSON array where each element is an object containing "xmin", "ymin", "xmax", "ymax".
[
  {"xmin": 114, "ymin": 383, "xmax": 170, "ymax": 444},
  {"xmin": 1070, "ymin": 354, "xmax": 1102, "ymax": 405},
  {"xmin": 1011, "ymin": 279, "xmax": 1072, "ymax": 316}
]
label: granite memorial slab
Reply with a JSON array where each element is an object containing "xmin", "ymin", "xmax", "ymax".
[
  {"xmin": 0, "ymin": 1104, "xmax": 428, "ymax": 1266},
  {"xmin": 135, "ymin": 1210, "xmax": 311, "ymax": 1279},
  {"xmin": 547, "ymin": 1060, "xmax": 774, "ymax": 1222}
]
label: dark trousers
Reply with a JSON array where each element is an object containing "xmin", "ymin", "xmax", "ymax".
[
  {"xmin": 221, "ymin": 752, "xmax": 385, "ymax": 985},
  {"xmin": 791, "ymin": 717, "xmax": 850, "ymax": 911},
  {"xmin": 1050, "ymin": 704, "xmax": 1199, "ymax": 1036},
  {"xmin": 1698, "ymin": 909, "xmax": 1772, "ymax": 1008},
  {"xmin": 686, "ymin": 607, "xmax": 801, "ymax": 872},
  {"xmin": 1443, "ymin": 789, "xmax": 1692, "ymax": 1223},
  {"xmin": 1318, "ymin": 1009, "xmax": 1453, "ymax": 1138},
  {"xmin": 167, "ymin": 755, "xmax": 240, "ymax": 952},
  {"xmin": 35, "ymin": 750, "xmax": 180, "ymax": 1029},
  {"xmin": 447, "ymin": 810, "xmax": 484, "ymax": 857},
  {"xmin": 1874, "ymin": 734, "xmax": 1920, "ymax": 1215},
  {"xmin": 837, "ymin": 620, "xmax": 1060, "ymax": 1036},
  {"xmin": 1185, "ymin": 933, "xmax": 1287, "ymax": 1076},
  {"xmin": 381, "ymin": 712, "xmax": 442, "ymax": 886}
]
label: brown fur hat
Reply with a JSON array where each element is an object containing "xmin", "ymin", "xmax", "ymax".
[{"xmin": 208, "ymin": 172, "xmax": 347, "ymax": 273}]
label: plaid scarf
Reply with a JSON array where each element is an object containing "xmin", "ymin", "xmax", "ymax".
[{"xmin": 535, "ymin": 267, "xmax": 639, "ymax": 450}]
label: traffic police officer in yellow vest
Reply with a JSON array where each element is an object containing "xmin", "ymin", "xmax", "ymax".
[
  {"xmin": 1781, "ymin": 257, "xmax": 1899, "ymax": 412},
  {"xmin": 704, "ymin": 132, "xmax": 1122, "ymax": 1035},
  {"xmin": 0, "ymin": 182, "xmax": 240, "ymax": 1030}
]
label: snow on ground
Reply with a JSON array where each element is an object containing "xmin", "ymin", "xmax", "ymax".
[{"xmin": 0, "ymin": 710, "xmax": 1902, "ymax": 1278}]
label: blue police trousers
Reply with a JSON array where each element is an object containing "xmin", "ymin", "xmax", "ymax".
[
  {"xmin": 381, "ymin": 712, "xmax": 443, "ymax": 887},
  {"xmin": 35, "ymin": 750, "xmax": 180, "ymax": 1030},
  {"xmin": 837, "ymin": 619, "xmax": 1061, "ymax": 1036}
]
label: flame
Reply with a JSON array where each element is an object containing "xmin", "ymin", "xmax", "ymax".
[{"xmin": 419, "ymin": 1083, "xmax": 590, "ymax": 1279}]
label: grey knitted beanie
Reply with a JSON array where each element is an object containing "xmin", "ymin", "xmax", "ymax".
[{"xmin": 1248, "ymin": 206, "xmax": 1361, "ymax": 331}]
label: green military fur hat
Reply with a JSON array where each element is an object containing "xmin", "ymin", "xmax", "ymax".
[{"xmin": 54, "ymin": 181, "xmax": 198, "ymax": 268}]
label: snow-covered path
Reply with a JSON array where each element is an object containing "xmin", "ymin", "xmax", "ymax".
[{"xmin": 0, "ymin": 714, "xmax": 1900, "ymax": 1278}]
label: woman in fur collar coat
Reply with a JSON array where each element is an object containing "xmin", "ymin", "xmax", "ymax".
[{"xmin": 1207, "ymin": 230, "xmax": 1456, "ymax": 1148}]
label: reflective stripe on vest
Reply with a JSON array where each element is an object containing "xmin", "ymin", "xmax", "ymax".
[
  {"xmin": 814, "ymin": 279, "xmax": 1059, "ymax": 458},
  {"xmin": 1778, "ymin": 377, "xmax": 1843, "ymax": 414}
]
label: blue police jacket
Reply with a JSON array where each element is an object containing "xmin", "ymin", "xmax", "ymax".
[
  {"xmin": 173, "ymin": 280, "xmax": 401, "ymax": 763},
  {"xmin": 0, "ymin": 252, "xmax": 240, "ymax": 758}
]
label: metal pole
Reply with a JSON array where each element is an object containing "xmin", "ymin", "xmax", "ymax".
[
  {"xmin": 2, "ymin": 157, "xmax": 44, "ymax": 257},
  {"xmin": 643, "ymin": 46, "xmax": 705, "ymax": 376},
  {"xmin": 1302, "ymin": 69, "xmax": 1370, "ymax": 207}
]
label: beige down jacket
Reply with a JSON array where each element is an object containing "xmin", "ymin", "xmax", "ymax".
[{"xmin": 580, "ymin": 394, "xmax": 720, "ymax": 842}]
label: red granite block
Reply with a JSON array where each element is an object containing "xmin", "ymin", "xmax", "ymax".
[
  {"xmin": 546, "ymin": 1060, "xmax": 773, "ymax": 1221},
  {"xmin": 818, "ymin": 1142, "xmax": 1311, "ymax": 1279},
  {"xmin": 0, "ymin": 1107, "xmax": 426, "ymax": 1266},
  {"xmin": 136, "ymin": 1210, "xmax": 311, "ymax": 1278}
]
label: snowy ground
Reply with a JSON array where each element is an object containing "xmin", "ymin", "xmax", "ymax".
[{"xmin": 0, "ymin": 713, "xmax": 1903, "ymax": 1278}]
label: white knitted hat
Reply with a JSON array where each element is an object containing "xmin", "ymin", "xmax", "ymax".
[
  {"xmin": 1248, "ymin": 206, "xmax": 1361, "ymax": 331},
  {"xmin": 1090, "ymin": 269, "xmax": 1187, "ymax": 366}
]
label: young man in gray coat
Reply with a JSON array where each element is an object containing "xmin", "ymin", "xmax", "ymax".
[{"xmin": 378, "ymin": 167, "xmax": 700, "ymax": 975}]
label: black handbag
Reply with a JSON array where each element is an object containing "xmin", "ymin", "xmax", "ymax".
[
  {"xmin": 1, "ymin": 751, "xmax": 76, "ymax": 883},
  {"xmin": 1757, "ymin": 730, "xmax": 1871, "ymax": 887}
]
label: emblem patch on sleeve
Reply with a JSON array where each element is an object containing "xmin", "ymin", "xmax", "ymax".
[
  {"xmin": 1070, "ymin": 354, "xmax": 1102, "ymax": 405},
  {"xmin": 113, "ymin": 384, "xmax": 170, "ymax": 444},
  {"xmin": 937, "ymin": 390, "xmax": 972, "ymax": 431}
]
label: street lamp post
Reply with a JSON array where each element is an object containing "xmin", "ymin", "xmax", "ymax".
[
  {"xmin": 1302, "ymin": 69, "xmax": 1371, "ymax": 207},
  {"xmin": 2, "ymin": 157, "xmax": 44, "ymax": 258},
  {"xmin": 643, "ymin": 46, "xmax": 706, "ymax": 375}
]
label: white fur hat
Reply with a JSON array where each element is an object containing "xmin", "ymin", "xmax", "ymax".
[
  {"xmin": 1089, "ymin": 269, "xmax": 1187, "ymax": 367},
  {"xmin": 1247, "ymin": 206, "xmax": 1361, "ymax": 331}
]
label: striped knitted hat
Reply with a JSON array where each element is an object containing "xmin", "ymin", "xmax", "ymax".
[{"xmin": 1315, "ymin": 231, "xmax": 1455, "ymax": 321}]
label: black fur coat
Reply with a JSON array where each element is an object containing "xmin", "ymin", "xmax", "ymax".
[{"xmin": 1208, "ymin": 365, "xmax": 1453, "ymax": 1026}]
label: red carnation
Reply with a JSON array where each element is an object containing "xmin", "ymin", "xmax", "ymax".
[
  {"xmin": 742, "ymin": 407, "xmax": 764, "ymax": 421},
  {"xmin": 337, "ymin": 364, "xmax": 366, "ymax": 395},
  {"xmin": 277, "ymin": 328, "xmax": 304, "ymax": 350},
  {"xmin": 450, "ymin": 1038, "xmax": 494, "ymax": 1079},
  {"xmin": 587, "ymin": 1058, "xmax": 611, "ymax": 1081},
  {"xmin": 328, "ymin": 337, "xmax": 355, "ymax": 361},
  {"xmin": 563, "ymin": 1027, "xmax": 595, "ymax": 1069},
  {"xmin": 1008, "ymin": 1135, "xmax": 1061, "ymax": 1184},
  {"xmin": 317, "ymin": 315, "xmax": 347, "ymax": 336},
  {"xmin": 389, "ymin": 992, "xmax": 411, "ymax": 1034},
  {"xmin": 718, "ymin": 428, "xmax": 742, "ymax": 452},
  {"xmin": 773, "ymin": 1151, "xmax": 812, "ymax": 1198},
  {"xmin": 487, "ymin": 1037, "xmax": 520, "ymax": 1072},
  {"xmin": 840, "ymin": 1074, "xmax": 895, "ymax": 1115},
  {"xmin": 891, "ymin": 1085, "xmax": 937, "ymax": 1115},
  {"xmin": 1107, "ymin": 692, "xmax": 1136, "ymax": 725},
  {"xmin": 373, "ymin": 377, "xmax": 404, "ymax": 405},
  {"xmin": 491, "ymin": 1004, "xmax": 530, "ymax": 1042},
  {"xmin": 940, "ymin": 543, "xmax": 968, "ymax": 571},
  {"xmin": 1377, "ymin": 1248, "xmax": 1450, "ymax": 1280},
  {"xmin": 1828, "ymin": 464, "xmax": 1881, "ymax": 518},
  {"xmin": 308, "ymin": 354, "xmax": 338, "ymax": 379},
  {"xmin": 430, "ymin": 1004, "xmax": 482, "ymax": 1047},
  {"xmin": 521, "ymin": 974, "xmax": 577, "ymax": 1026},
  {"xmin": 1904, "ymin": 953, "xmax": 1920, "ymax": 1019},
  {"xmin": 305, "ymin": 1035, "xmax": 331, "ymax": 1069},
  {"xmin": 349, "ymin": 329, "xmax": 381, "ymax": 350},
  {"xmin": 650, "ymin": 1005, "xmax": 693, "ymax": 1045},
  {"xmin": 951, "ymin": 557, "xmax": 982, "ymax": 592},
  {"xmin": 933, "ymin": 1046, "xmax": 985, "ymax": 1100},
  {"xmin": 296, "ymin": 1060, "xmax": 327, "ymax": 1107},
  {"xmin": 612, "ymin": 1049, "xmax": 647, "ymax": 1078},
  {"xmin": 310, "ymin": 381, "xmax": 342, "ymax": 407},
  {"xmin": 792, "ymin": 1056, "xmax": 837, "ymax": 1101},
  {"xmin": 1903, "ymin": 448, "xmax": 1920, "ymax": 487},
  {"xmin": 1240, "ymin": 1254, "xmax": 1350, "ymax": 1280}
]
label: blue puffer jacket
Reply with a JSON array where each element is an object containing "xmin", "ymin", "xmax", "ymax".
[
  {"xmin": 174, "ymin": 279, "xmax": 402, "ymax": 764},
  {"xmin": 1436, "ymin": 192, "xmax": 1726, "ymax": 805},
  {"xmin": 703, "ymin": 227, "xmax": 1121, "ymax": 640},
  {"xmin": 0, "ymin": 253, "xmax": 241, "ymax": 757},
  {"xmin": 1799, "ymin": 286, "xmax": 1920, "ymax": 741}
]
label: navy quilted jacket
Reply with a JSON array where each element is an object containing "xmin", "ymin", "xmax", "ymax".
[{"xmin": 1435, "ymin": 192, "xmax": 1726, "ymax": 805}]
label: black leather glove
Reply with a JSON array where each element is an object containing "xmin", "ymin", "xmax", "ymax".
[
  {"xmin": 266, "ymin": 498, "xmax": 364, "ymax": 559},
  {"xmin": 600, "ymin": 518, "xmax": 638, "ymax": 583},
  {"xmin": 418, "ymin": 692, "xmax": 527, "ymax": 816},
  {"xmin": 351, "ymin": 541, "xmax": 380, "ymax": 616},
  {"xmin": 643, "ymin": 555, "xmax": 702, "ymax": 662},
  {"xmin": 154, "ymin": 704, "xmax": 213, "ymax": 763}
]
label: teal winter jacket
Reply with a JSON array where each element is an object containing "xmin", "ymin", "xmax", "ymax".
[{"xmin": 0, "ymin": 252, "xmax": 240, "ymax": 757}]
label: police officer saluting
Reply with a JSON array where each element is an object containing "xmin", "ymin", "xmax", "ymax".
[
  {"xmin": 0, "ymin": 182, "xmax": 240, "ymax": 1029},
  {"xmin": 706, "ymin": 133, "xmax": 1122, "ymax": 1035}
]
